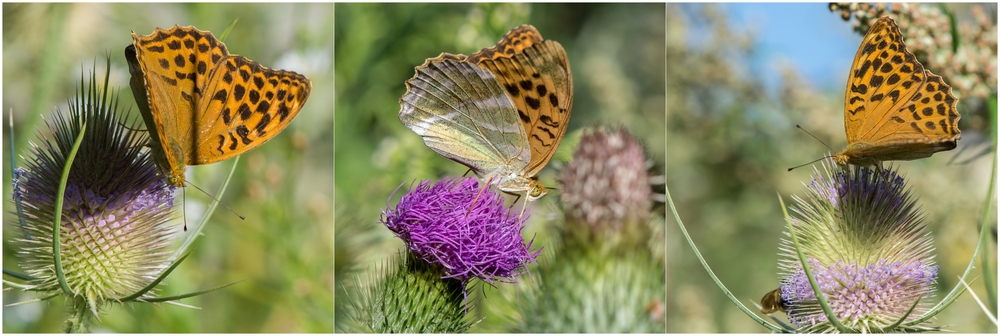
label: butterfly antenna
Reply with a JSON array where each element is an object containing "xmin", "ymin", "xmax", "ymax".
[
  {"xmin": 181, "ymin": 187, "xmax": 188, "ymax": 232},
  {"xmin": 787, "ymin": 124, "xmax": 837, "ymax": 171},
  {"xmin": 787, "ymin": 155, "xmax": 832, "ymax": 172},
  {"xmin": 187, "ymin": 181, "xmax": 246, "ymax": 221},
  {"xmin": 795, "ymin": 124, "xmax": 835, "ymax": 151},
  {"xmin": 116, "ymin": 107, "xmax": 144, "ymax": 131}
]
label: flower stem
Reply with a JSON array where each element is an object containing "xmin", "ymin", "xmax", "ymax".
[
  {"xmin": 54, "ymin": 123, "xmax": 87, "ymax": 297},
  {"xmin": 65, "ymin": 296, "xmax": 92, "ymax": 333}
]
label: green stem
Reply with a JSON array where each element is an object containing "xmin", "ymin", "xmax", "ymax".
[
  {"xmin": 65, "ymin": 296, "xmax": 92, "ymax": 333},
  {"xmin": 666, "ymin": 186, "xmax": 789, "ymax": 332},
  {"xmin": 53, "ymin": 123, "xmax": 86, "ymax": 296}
]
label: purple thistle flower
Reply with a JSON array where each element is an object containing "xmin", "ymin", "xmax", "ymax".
[
  {"xmin": 778, "ymin": 160, "xmax": 939, "ymax": 332},
  {"xmin": 380, "ymin": 177, "xmax": 540, "ymax": 284}
]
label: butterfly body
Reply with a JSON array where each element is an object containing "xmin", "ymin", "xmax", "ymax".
[
  {"xmin": 125, "ymin": 25, "xmax": 311, "ymax": 187},
  {"xmin": 834, "ymin": 17, "xmax": 960, "ymax": 167},
  {"xmin": 835, "ymin": 139, "xmax": 958, "ymax": 167},
  {"xmin": 400, "ymin": 25, "xmax": 571, "ymax": 202}
]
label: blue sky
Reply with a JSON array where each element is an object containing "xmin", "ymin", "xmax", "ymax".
[{"xmin": 718, "ymin": 3, "xmax": 864, "ymax": 95}]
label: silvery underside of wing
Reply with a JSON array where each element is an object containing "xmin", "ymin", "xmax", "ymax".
[{"xmin": 399, "ymin": 58, "xmax": 530, "ymax": 177}]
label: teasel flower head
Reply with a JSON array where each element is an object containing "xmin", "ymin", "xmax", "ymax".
[
  {"xmin": 778, "ymin": 160, "xmax": 939, "ymax": 332},
  {"xmin": 380, "ymin": 177, "xmax": 539, "ymax": 285},
  {"xmin": 9, "ymin": 65, "xmax": 177, "ymax": 332}
]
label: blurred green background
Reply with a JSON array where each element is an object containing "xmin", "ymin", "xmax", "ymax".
[
  {"xmin": 334, "ymin": 3, "xmax": 665, "ymax": 331},
  {"xmin": 2, "ymin": 3, "xmax": 333, "ymax": 332},
  {"xmin": 667, "ymin": 3, "xmax": 996, "ymax": 333}
]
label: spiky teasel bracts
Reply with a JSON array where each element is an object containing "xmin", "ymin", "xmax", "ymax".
[
  {"xmin": 777, "ymin": 161, "xmax": 939, "ymax": 332},
  {"xmin": 9, "ymin": 64, "xmax": 177, "ymax": 332}
]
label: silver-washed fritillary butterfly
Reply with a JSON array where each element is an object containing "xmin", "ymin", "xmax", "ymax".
[
  {"xmin": 834, "ymin": 16, "xmax": 960, "ymax": 167},
  {"xmin": 125, "ymin": 25, "xmax": 311, "ymax": 187},
  {"xmin": 399, "ymin": 24, "xmax": 573, "ymax": 203}
]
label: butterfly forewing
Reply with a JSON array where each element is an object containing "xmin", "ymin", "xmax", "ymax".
[
  {"xmin": 127, "ymin": 27, "xmax": 219, "ymax": 181},
  {"xmin": 465, "ymin": 25, "xmax": 545, "ymax": 63},
  {"xmin": 399, "ymin": 56, "xmax": 531, "ymax": 177},
  {"xmin": 837, "ymin": 16, "xmax": 960, "ymax": 166},
  {"xmin": 471, "ymin": 36, "xmax": 573, "ymax": 176}
]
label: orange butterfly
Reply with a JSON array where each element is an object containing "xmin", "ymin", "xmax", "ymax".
[
  {"xmin": 833, "ymin": 16, "xmax": 960, "ymax": 167},
  {"xmin": 125, "ymin": 25, "xmax": 311, "ymax": 187},
  {"xmin": 399, "ymin": 25, "xmax": 573, "ymax": 206}
]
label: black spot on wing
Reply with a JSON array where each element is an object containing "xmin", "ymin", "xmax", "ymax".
[
  {"xmin": 525, "ymin": 97, "xmax": 540, "ymax": 109},
  {"xmin": 239, "ymin": 103, "xmax": 253, "ymax": 121},
  {"xmin": 278, "ymin": 103, "xmax": 290, "ymax": 121},
  {"xmin": 518, "ymin": 110, "xmax": 530, "ymax": 123},
  {"xmin": 216, "ymin": 135, "xmax": 226, "ymax": 154},
  {"xmin": 255, "ymin": 101, "xmax": 271, "ymax": 114},
  {"xmin": 236, "ymin": 125, "xmax": 252, "ymax": 145},
  {"xmin": 255, "ymin": 112, "xmax": 272, "ymax": 136}
]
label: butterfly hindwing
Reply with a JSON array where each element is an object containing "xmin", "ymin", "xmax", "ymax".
[{"xmin": 399, "ymin": 55, "xmax": 531, "ymax": 177}]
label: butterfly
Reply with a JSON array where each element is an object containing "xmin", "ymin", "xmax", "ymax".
[
  {"xmin": 833, "ymin": 16, "xmax": 960, "ymax": 167},
  {"xmin": 125, "ymin": 25, "xmax": 311, "ymax": 187},
  {"xmin": 759, "ymin": 288, "xmax": 788, "ymax": 314},
  {"xmin": 399, "ymin": 25, "xmax": 573, "ymax": 206}
]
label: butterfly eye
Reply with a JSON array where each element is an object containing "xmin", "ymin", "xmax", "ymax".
[{"xmin": 527, "ymin": 183, "xmax": 547, "ymax": 200}]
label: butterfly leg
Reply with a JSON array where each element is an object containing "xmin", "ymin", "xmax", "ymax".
[
  {"xmin": 517, "ymin": 192, "xmax": 529, "ymax": 219},
  {"xmin": 509, "ymin": 193, "xmax": 522, "ymax": 210},
  {"xmin": 117, "ymin": 120, "xmax": 147, "ymax": 132},
  {"xmin": 875, "ymin": 162, "xmax": 890, "ymax": 184}
]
